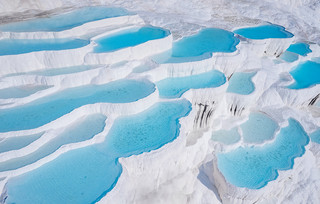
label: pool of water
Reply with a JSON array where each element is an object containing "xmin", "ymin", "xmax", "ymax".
[
  {"xmin": 217, "ymin": 119, "xmax": 309, "ymax": 189},
  {"xmin": 288, "ymin": 61, "xmax": 320, "ymax": 89},
  {"xmin": 5, "ymin": 100, "xmax": 191, "ymax": 204},
  {"xmin": 0, "ymin": 85, "xmax": 51, "ymax": 99},
  {"xmin": 0, "ymin": 133, "xmax": 43, "ymax": 154},
  {"xmin": 0, "ymin": 79, "xmax": 155, "ymax": 132},
  {"xmin": 156, "ymin": 70, "xmax": 226, "ymax": 98},
  {"xmin": 153, "ymin": 28, "xmax": 239, "ymax": 63},
  {"xmin": 280, "ymin": 51, "xmax": 299, "ymax": 63},
  {"xmin": 240, "ymin": 113, "xmax": 279, "ymax": 144},
  {"xmin": 234, "ymin": 24, "xmax": 293, "ymax": 39},
  {"xmin": 286, "ymin": 42, "xmax": 312, "ymax": 56},
  {"xmin": 211, "ymin": 127, "xmax": 240, "ymax": 145},
  {"xmin": 227, "ymin": 72, "xmax": 256, "ymax": 95},
  {"xmin": 0, "ymin": 7, "xmax": 130, "ymax": 32},
  {"xmin": 0, "ymin": 114, "xmax": 106, "ymax": 172},
  {"xmin": 0, "ymin": 38, "xmax": 89, "ymax": 56},
  {"xmin": 310, "ymin": 129, "xmax": 320, "ymax": 144},
  {"xmin": 93, "ymin": 26, "xmax": 170, "ymax": 53}
]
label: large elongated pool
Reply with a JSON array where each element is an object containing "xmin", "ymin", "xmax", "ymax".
[
  {"xmin": 0, "ymin": 7, "xmax": 130, "ymax": 32},
  {"xmin": 5, "ymin": 100, "xmax": 191, "ymax": 204},
  {"xmin": 234, "ymin": 24, "xmax": 293, "ymax": 39},
  {"xmin": 288, "ymin": 60, "xmax": 320, "ymax": 89},
  {"xmin": 0, "ymin": 79, "xmax": 155, "ymax": 132}
]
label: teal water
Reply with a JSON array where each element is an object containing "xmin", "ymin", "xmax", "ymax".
[
  {"xmin": 0, "ymin": 133, "xmax": 43, "ymax": 154},
  {"xmin": 240, "ymin": 113, "xmax": 278, "ymax": 143},
  {"xmin": 280, "ymin": 51, "xmax": 299, "ymax": 62},
  {"xmin": 0, "ymin": 38, "xmax": 89, "ymax": 56},
  {"xmin": 0, "ymin": 7, "xmax": 130, "ymax": 32},
  {"xmin": 154, "ymin": 28, "xmax": 239, "ymax": 63},
  {"xmin": 0, "ymin": 79, "xmax": 155, "ymax": 132},
  {"xmin": 93, "ymin": 26, "xmax": 169, "ymax": 53},
  {"xmin": 211, "ymin": 127, "xmax": 241, "ymax": 145},
  {"xmin": 5, "ymin": 100, "xmax": 191, "ymax": 204},
  {"xmin": 310, "ymin": 129, "xmax": 320, "ymax": 144},
  {"xmin": 156, "ymin": 70, "xmax": 226, "ymax": 98},
  {"xmin": 227, "ymin": 72, "xmax": 256, "ymax": 95},
  {"xmin": 217, "ymin": 119, "xmax": 309, "ymax": 189},
  {"xmin": 288, "ymin": 61, "xmax": 320, "ymax": 89},
  {"xmin": 287, "ymin": 43, "xmax": 312, "ymax": 56},
  {"xmin": 0, "ymin": 114, "xmax": 106, "ymax": 172},
  {"xmin": 0, "ymin": 85, "xmax": 51, "ymax": 99},
  {"xmin": 234, "ymin": 24, "xmax": 293, "ymax": 39}
]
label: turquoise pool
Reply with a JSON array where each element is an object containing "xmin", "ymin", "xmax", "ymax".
[
  {"xmin": 211, "ymin": 127, "xmax": 241, "ymax": 145},
  {"xmin": 0, "ymin": 38, "xmax": 89, "ymax": 56},
  {"xmin": 156, "ymin": 70, "xmax": 226, "ymax": 98},
  {"xmin": 0, "ymin": 85, "xmax": 51, "ymax": 99},
  {"xmin": 280, "ymin": 51, "xmax": 299, "ymax": 63},
  {"xmin": 234, "ymin": 24, "xmax": 293, "ymax": 39},
  {"xmin": 288, "ymin": 61, "xmax": 320, "ymax": 89},
  {"xmin": 5, "ymin": 100, "xmax": 191, "ymax": 204},
  {"xmin": 286, "ymin": 42, "xmax": 312, "ymax": 56},
  {"xmin": 227, "ymin": 72, "xmax": 256, "ymax": 95},
  {"xmin": 93, "ymin": 26, "xmax": 170, "ymax": 53},
  {"xmin": 0, "ymin": 7, "xmax": 130, "ymax": 32},
  {"xmin": 310, "ymin": 129, "xmax": 320, "ymax": 144},
  {"xmin": 154, "ymin": 28, "xmax": 239, "ymax": 63},
  {"xmin": 217, "ymin": 119, "xmax": 309, "ymax": 189},
  {"xmin": 0, "ymin": 133, "xmax": 43, "ymax": 154},
  {"xmin": 0, "ymin": 79, "xmax": 155, "ymax": 132}
]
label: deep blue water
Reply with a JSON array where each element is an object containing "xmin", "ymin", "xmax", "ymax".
[
  {"xmin": 0, "ymin": 79, "xmax": 155, "ymax": 132},
  {"xmin": 217, "ymin": 119, "xmax": 309, "ymax": 189},
  {"xmin": 288, "ymin": 61, "xmax": 320, "ymax": 89},
  {"xmin": 286, "ymin": 42, "xmax": 312, "ymax": 56},
  {"xmin": 156, "ymin": 70, "xmax": 226, "ymax": 98},
  {"xmin": 0, "ymin": 7, "xmax": 130, "ymax": 32},
  {"xmin": 5, "ymin": 100, "xmax": 191, "ymax": 204},
  {"xmin": 93, "ymin": 26, "xmax": 169, "ymax": 53},
  {"xmin": 0, "ymin": 38, "xmax": 89, "ymax": 56},
  {"xmin": 234, "ymin": 24, "xmax": 293, "ymax": 39}
]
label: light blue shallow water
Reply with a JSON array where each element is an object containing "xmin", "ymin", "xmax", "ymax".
[
  {"xmin": 227, "ymin": 72, "xmax": 256, "ymax": 95},
  {"xmin": 211, "ymin": 127, "xmax": 241, "ymax": 145},
  {"xmin": 153, "ymin": 28, "xmax": 239, "ymax": 63},
  {"xmin": 5, "ymin": 100, "xmax": 191, "ymax": 204},
  {"xmin": 0, "ymin": 38, "xmax": 89, "ymax": 56},
  {"xmin": 310, "ymin": 129, "xmax": 320, "ymax": 144},
  {"xmin": 0, "ymin": 133, "xmax": 43, "ymax": 154},
  {"xmin": 240, "ymin": 113, "xmax": 279, "ymax": 143},
  {"xmin": 234, "ymin": 24, "xmax": 293, "ymax": 39},
  {"xmin": 286, "ymin": 42, "xmax": 312, "ymax": 56},
  {"xmin": 280, "ymin": 51, "xmax": 299, "ymax": 62},
  {"xmin": 217, "ymin": 119, "xmax": 309, "ymax": 189},
  {"xmin": 156, "ymin": 70, "xmax": 226, "ymax": 98},
  {"xmin": 0, "ymin": 114, "xmax": 106, "ymax": 172},
  {"xmin": 0, "ymin": 7, "xmax": 130, "ymax": 32},
  {"xmin": 0, "ymin": 85, "xmax": 51, "ymax": 99},
  {"xmin": 93, "ymin": 26, "xmax": 169, "ymax": 53},
  {"xmin": 288, "ymin": 61, "xmax": 320, "ymax": 89},
  {"xmin": 0, "ymin": 79, "xmax": 155, "ymax": 132}
]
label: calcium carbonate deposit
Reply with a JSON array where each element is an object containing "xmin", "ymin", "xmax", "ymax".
[{"xmin": 0, "ymin": 0, "xmax": 319, "ymax": 203}]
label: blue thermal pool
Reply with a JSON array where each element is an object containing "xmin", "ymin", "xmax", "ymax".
[
  {"xmin": 288, "ymin": 60, "xmax": 320, "ymax": 89},
  {"xmin": 234, "ymin": 24, "xmax": 293, "ymax": 39},
  {"xmin": 93, "ymin": 26, "xmax": 170, "ymax": 53},
  {"xmin": 211, "ymin": 127, "xmax": 241, "ymax": 145},
  {"xmin": 227, "ymin": 72, "xmax": 256, "ymax": 95},
  {"xmin": 0, "ymin": 85, "xmax": 51, "ymax": 99},
  {"xmin": 5, "ymin": 100, "xmax": 191, "ymax": 204},
  {"xmin": 153, "ymin": 28, "xmax": 239, "ymax": 63},
  {"xmin": 0, "ymin": 114, "xmax": 106, "ymax": 172},
  {"xmin": 0, "ymin": 7, "xmax": 130, "ymax": 32},
  {"xmin": 310, "ymin": 129, "xmax": 320, "ymax": 144},
  {"xmin": 286, "ymin": 42, "xmax": 312, "ymax": 56},
  {"xmin": 156, "ymin": 70, "xmax": 226, "ymax": 98},
  {"xmin": 0, "ymin": 132, "xmax": 43, "ymax": 154},
  {"xmin": 0, "ymin": 38, "xmax": 89, "ymax": 56},
  {"xmin": 280, "ymin": 51, "xmax": 299, "ymax": 63},
  {"xmin": 240, "ymin": 112, "xmax": 279, "ymax": 144},
  {"xmin": 217, "ymin": 119, "xmax": 309, "ymax": 189},
  {"xmin": 0, "ymin": 79, "xmax": 155, "ymax": 132}
]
